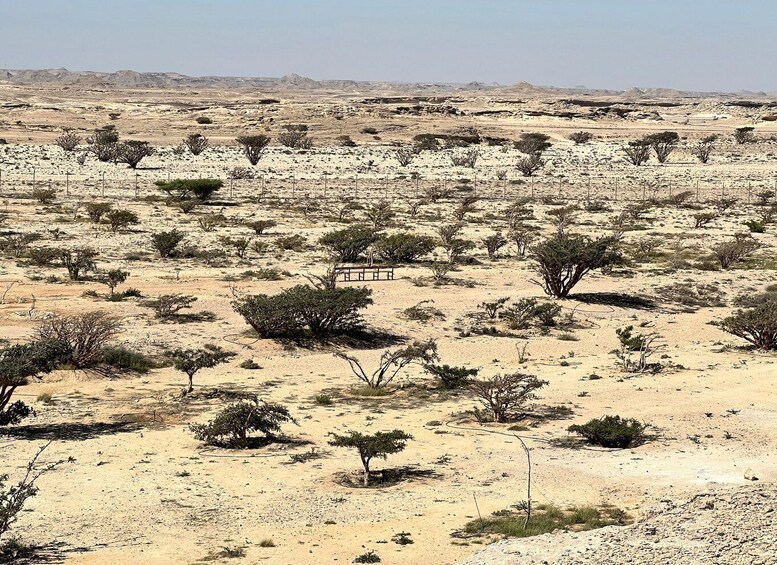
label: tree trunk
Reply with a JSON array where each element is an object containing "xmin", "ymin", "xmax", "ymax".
[
  {"xmin": 0, "ymin": 385, "xmax": 16, "ymax": 413},
  {"xmin": 361, "ymin": 457, "xmax": 370, "ymax": 487},
  {"xmin": 187, "ymin": 374, "xmax": 194, "ymax": 393}
]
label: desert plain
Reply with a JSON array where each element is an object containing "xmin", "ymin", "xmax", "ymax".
[{"xmin": 0, "ymin": 71, "xmax": 775, "ymax": 564}]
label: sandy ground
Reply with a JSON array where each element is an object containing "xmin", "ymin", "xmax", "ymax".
[{"xmin": 0, "ymin": 84, "xmax": 775, "ymax": 564}]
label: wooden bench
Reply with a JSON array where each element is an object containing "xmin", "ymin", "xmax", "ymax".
[{"xmin": 333, "ymin": 265, "xmax": 395, "ymax": 282}]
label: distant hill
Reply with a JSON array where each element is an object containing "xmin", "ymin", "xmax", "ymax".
[{"xmin": 0, "ymin": 68, "xmax": 774, "ymax": 99}]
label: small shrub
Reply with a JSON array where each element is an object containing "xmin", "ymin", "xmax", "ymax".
[
  {"xmin": 151, "ymin": 229, "xmax": 185, "ymax": 258},
  {"xmin": 275, "ymin": 234, "xmax": 307, "ymax": 252},
  {"xmin": 354, "ymin": 550, "xmax": 381, "ymax": 563},
  {"xmin": 532, "ymin": 232, "xmax": 621, "ymax": 298},
  {"xmin": 514, "ymin": 132, "xmax": 551, "ymax": 154},
  {"xmin": 58, "ymin": 247, "xmax": 98, "ymax": 281},
  {"xmin": 117, "ymin": 140, "xmax": 153, "ymax": 169},
  {"xmin": 55, "ymin": 129, "xmax": 81, "ymax": 151},
  {"xmin": 567, "ymin": 415, "xmax": 649, "ymax": 448},
  {"xmin": 155, "ymin": 179, "xmax": 223, "ymax": 201},
  {"xmin": 190, "ymin": 400, "xmax": 295, "ymax": 447},
  {"xmin": 25, "ymin": 247, "xmax": 60, "ymax": 267},
  {"xmin": 245, "ymin": 219, "xmax": 277, "ymax": 235},
  {"xmin": 479, "ymin": 297, "xmax": 509, "ymax": 319},
  {"xmin": 233, "ymin": 285, "xmax": 373, "ymax": 338},
  {"xmin": 99, "ymin": 346, "xmax": 152, "ymax": 373},
  {"xmin": 469, "ymin": 373, "xmax": 548, "ymax": 422},
  {"xmin": 85, "ymin": 202, "xmax": 112, "ymax": 223},
  {"xmin": 719, "ymin": 297, "xmax": 777, "ymax": 350},
  {"xmin": 236, "ymin": 135, "xmax": 271, "ymax": 165},
  {"xmin": 501, "ymin": 298, "xmax": 562, "ymax": 329},
  {"xmin": 171, "ymin": 344, "xmax": 236, "ymax": 393},
  {"xmin": 425, "ymin": 364, "xmax": 479, "ymax": 389},
  {"xmin": 401, "ymin": 300, "xmax": 445, "ymax": 322},
  {"xmin": 568, "ymin": 131, "xmax": 593, "ymax": 144},
  {"xmin": 32, "ymin": 188, "xmax": 57, "ymax": 204},
  {"xmin": 734, "ymin": 126, "xmax": 755, "ymax": 144},
  {"xmin": 239, "ymin": 359, "xmax": 261, "ymax": 370},
  {"xmin": 143, "ymin": 294, "xmax": 197, "ymax": 319},
  {"xmin": 375, "ymin": 233, "xmax": 435, "ymax": 263},
  {"xmin": 183, "ymin": 133, "xmax": 208, "ymax": 156},
  {"xmin": 105, "ymin": 209, "xmax": 139, "ymax": 233},
  {"xmin": 713, "ymin": 234, "xmax": 760, "ymax": 269},
  {"xmin": 36, "ymin": 311, "xmax": 121, "ymax": 368},
  {"xmin": 319, "ymin": 225, "xmax": 380, "ymax": 262},
  {"xmin": 277, "ymin": 124, "xmax": 312, "ymax": 149}
]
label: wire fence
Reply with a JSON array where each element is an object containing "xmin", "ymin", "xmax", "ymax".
[{"xmin": 1, "ymin": 168, "xmax": 776, "ymax": 204}]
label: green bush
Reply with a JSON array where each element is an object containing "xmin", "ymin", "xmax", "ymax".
[
  {"xmin": 319, "ymin": 225, "xmax": 380, "ymax": 262},
  {"xmin": 105, "ymin": 209, "xmax": 139, "ymax": 233},
  {"xmin": 719, "ymin": 296, "xmax": 777, "ymax": 350},
  {"xmin": 0, "ymin": 340, "xmax": 71, "ymax": 422},
  {"xmin": 375, "ymin": 233, "xmax": 436, "ymax": 263},
  {"xmin": 99, "ymin": 346, "xmax": 152, "ymax": 373},
  {"xmin": 86, "ymin": 202, "xmax": 112, "ymax": 223},
  {"xmin": 245, "ymin": 219, "xmax": 277, "ymax": 235},
  {"xmin": 233, "ymin": 285, "xmax": 373, "ymax": 338},
  {"xmin": 190, "ymin": 400, "xmax": 295, "ymax": 448},
  {"xmin": 354, "ymin": 550, "xmax": 381, "ymax": 563},
  {"xmin": 424, "ymin": 364, "xmax": 478, "ymax": 389},
  {"xmin": 567, "ymin": 415, "xmax": 649, "ymax": 448},
  {"xmin": 151, "ymin": 230, "xmax": 185, "ymax": 258},
  {"xmin": 155, "ymin": 178, "xmax": 224, "ymax": 201},
  {"xmin": 744, "ymin": 220, "xmax": 766, "ymax": 233},
  {"xmin": 25, "ymin": 247, "xmax": 60, "ymax": 267},
  {"xmin": 532, "ymin": 233, "xmax": 621, "ymax": 298},
  {"xmin": 500, "ymin": 298, "xmax": 561, "ymax": 329}
]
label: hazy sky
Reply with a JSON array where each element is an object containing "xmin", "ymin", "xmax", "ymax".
[{"xmin": 2, "ymin": 0, "xmax": 776, "ymax": 91}]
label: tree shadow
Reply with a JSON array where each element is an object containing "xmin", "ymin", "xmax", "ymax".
[
  {"xmin": 0, "ymin": 540, "xmax": 76, "ymax": 564},
  {"xmin": 336, "ymin": 466, "xmax": 443, "ymax": 489},
  {"xmin": 281, "ymin": 328, "xmax": 405, "ymax": 351},
  {"xmin": 572, "ymin": 292, "xmax": 658, "ymax": 311},
  {"xmin": 0, "ymin": 421, "xmax": 141, "ymax": 441}
]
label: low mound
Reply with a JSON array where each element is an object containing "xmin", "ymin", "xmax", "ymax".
[{"xmin": 457, "ymin": 483, "xmax": 775, "ymax": 564}]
